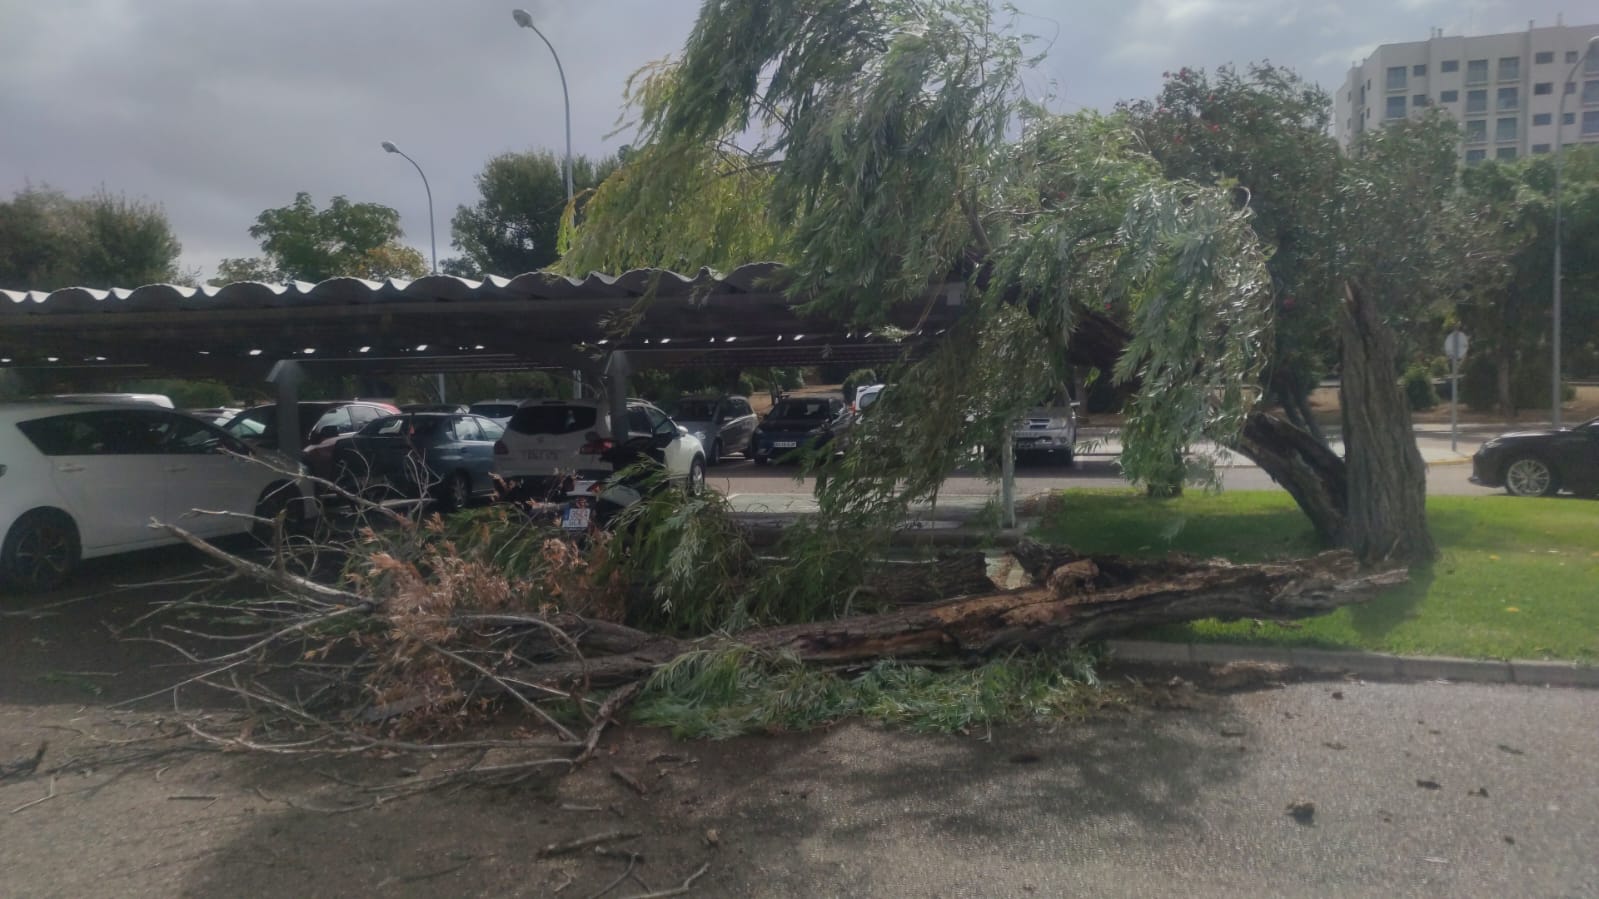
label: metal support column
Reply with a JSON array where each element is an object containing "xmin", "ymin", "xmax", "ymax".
[
  {"xmin": 266, "ymin": 360, "xmax": 305, "ymax": 465},
  {"xmin": 605, "ymin": 351, "xmax": 630, "ymax": 440},
  {"xmin": 1000, "ymin": 429, "xmax": 1016, "ymax": 529}
]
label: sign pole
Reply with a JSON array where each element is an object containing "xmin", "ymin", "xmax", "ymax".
[{"xmin": 1450, "ymin": 354, "xmax": 1459, "ymax": 453}]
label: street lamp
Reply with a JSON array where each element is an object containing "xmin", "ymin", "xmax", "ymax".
[
  {"xmin": 512, "ymin": 8, "xmax": 573, "ymax": 202},
  {"xmin": 1551, "ymin": 34, "xmax": 1599, "ymax": 429},
  {"xmin": 380, "ymin": 141, "xmax": 437, "ymax": 274}
]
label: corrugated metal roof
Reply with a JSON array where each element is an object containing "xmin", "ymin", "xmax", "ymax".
[{"xmin": 0, "ymin": 262, "xmax": 791, "ymax": 315}]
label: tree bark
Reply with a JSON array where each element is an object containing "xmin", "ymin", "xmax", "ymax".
[
  {"xmin": 1336, "ymin": 282, "xmax": 1436, "ymax": 564},
  {"xmin": 1231, "ymin": 411, "xmax": 1347, "ymax": 544},
  {"xmin": 514, "ymin": 550, "xmax": 1405, "ymax": 688}
]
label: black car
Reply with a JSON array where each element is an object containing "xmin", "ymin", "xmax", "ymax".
[
  {"xmin": 750, "ymin": 396, "xmax": 849, "ymax": 465},
  {"xmin": 333, "ymin": 413, "xmax": 505, "ymax": 511},
  {"xmin": 1470, "ymin": 416, "xmax": 1599, "ymax": 497}
]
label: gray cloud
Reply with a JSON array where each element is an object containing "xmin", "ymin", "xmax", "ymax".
[{"xmin": 0, "ymin": 0, "xmax": 1582, "ymax": 281}]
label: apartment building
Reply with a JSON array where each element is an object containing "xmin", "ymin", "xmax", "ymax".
[{"xmin": 1337, "ymin": 21, "xmax": 1599, "ymax": 163}]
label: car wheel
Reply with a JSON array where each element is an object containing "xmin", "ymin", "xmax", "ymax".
[
  {"xmin": 253, "ymin": 482, "xmax": 304, "ymax": 543},
  {"xmin": 1503, "ymin": 456, "xmax": 1559, "ymax": 497},
  {"xmin": 436, "ymin": 471, "xmax": 471, "ymax": 513},
  {"xmin": 753, "ymin": 455, "xmax": 771, "ymax": 466},
  {"xmin": 1060, "ymin": 448, "xmax": 1075, "ymax": 467},
  {"xmin": 686, "ymin": 456, "xmax": 707, "ymax": 496},
  {"xmin": 707, "ymin": 439, "xmax": 722, "ymax": 467},
  {"xmin": 1, "ymin": 509, "xmax": 80, "ymax": 592}
]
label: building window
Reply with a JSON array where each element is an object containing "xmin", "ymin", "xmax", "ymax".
[
  {"xmin": 1413, "ymin": 64, "xmax": 1427, "ymax": 77},
  {"xmin": 1466, "ymin": 89, "xmax": 1488, "ymax": 114},
  {"xmin": 1413, "ymin": 94, "xmax": 1428, "ymax": 108},
  {"xmin": 1440, "ymin": 89, "xmax": 1459, "ymax": 103},
  {"xmin": 1441, "ymin": 59, "xmax": 1460, "ymax": 73},
  {"xmin": 1535, "ymin": 51, "xmax": 1555, "ymax": 65},
  {"xmin": 1585, "ymin": 110, "xmax": 1599, "ymax": 135},
  {"xmin": 1498, "ymin": 87, "xmax": 1518, "ymax": 110},
  {"xmin": 1464, "ymin": 119, "xmax": 1488, "ymax": 143},
  {"xmin": 1534, "ymin": 82, "xmax": 1553, "ymax": 96},
  {"xmin": 1496, "ymin": 147, "xmax": 1517, "ymax": 160},
  {"xmin": 1585, "ymin": 80, "xmax": 1599, "ymax": 105},
  {"xmin": 1498, "ymin": 57, "xmax": 1520, "ymax": 81},
  {"xmin": 1496, "ymin": 118, "xmax": 1517, "ymax": 142},
  {"xmin": 1569, "ymin": 51, "xmax": 1581, "ymax": 65},
  {"xmin": 1385, "ymin": 95, "xmax": 1407, "ymax": 119},
  {"xmin": 1533, "ymin": 144, "xmax": 1551, "ymax": 154},
  {"xmin": 1466, "ymin": 59, "xmax": 1489, "ymax": 84},
  {"xmin": 1386, "ymin": 66, "xmax": 1407, "ymax": 91},
  {"xmin": 1533, "ymin": 112, "xmax": 1552, "ymax": 126},
  {"xmin": 1465, "ymin": 148, "xmax": 1487, "ymax": 164},
  {"xmin": 1565, "ymin": 112, "xmax": 1577, "ymax": 125}
]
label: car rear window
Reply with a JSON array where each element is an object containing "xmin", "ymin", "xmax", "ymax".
[
  {"xmin": 15, "ymin": 415, "xmax": 103, "ymax": 456},
  {"xmin": 770, "ymin": 400, "xmax": 833, "ymax": 419},
  {"xmin": 508, "ymin": 405, "xmax": 598, "ymax": 435}
]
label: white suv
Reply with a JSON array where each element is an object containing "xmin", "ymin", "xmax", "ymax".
[
  {"xmin": 1012, "ymin": 394, "xmax": 1078, "ymax": 464},
  {"xmin": 494, "ymin": 399, "xmax": 706, "ymax": 495},
  {"xmin": 1, "ymin": 403, "xmax": 316, "ymax": 591}
]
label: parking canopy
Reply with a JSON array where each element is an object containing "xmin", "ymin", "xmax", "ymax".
[{"xmin": 0, "ymin": 263, "xmax": 964, "ymax": 380}]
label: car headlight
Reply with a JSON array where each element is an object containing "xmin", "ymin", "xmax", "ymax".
[{"xmin": 692, "ymin": 430, "xmax": 707, "ymax": 441}]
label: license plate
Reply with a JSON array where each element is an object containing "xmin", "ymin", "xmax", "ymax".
[
  {"xmin": 561, "ymin": 506, "xmax": 591, "ymax": 531},
  {"xmin": 774, "ymin": 441, "xmax": 798, "ymax": 449},
  {"xmin": 521, "ymin": 449, "xmax": 558, "ymax": 461}
]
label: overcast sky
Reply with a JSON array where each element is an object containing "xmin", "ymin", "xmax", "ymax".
[{"xmin": 0, "ymin": 0, "xmax": 1581, "ymax": 282}]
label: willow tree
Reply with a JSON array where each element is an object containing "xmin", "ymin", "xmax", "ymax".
[{"xmin": 565, "ymin": 0, "xmax": 1283, "ymax": 568}]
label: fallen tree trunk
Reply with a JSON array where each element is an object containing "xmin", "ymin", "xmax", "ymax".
[
  {"xmin": 1231, "ymin": 410, "xmax": 1348, "ymax": 544},
  {"xmin": 515, "ymin": 550, "xmax": 1405, "ymax": 688}
]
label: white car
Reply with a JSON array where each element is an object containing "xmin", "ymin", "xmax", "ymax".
[
  {"xmin": 1, "ymin": 403, "xmax": 316, "ymax": 591},
  {"xmin": 1012, "ymin": 394, "xmax": 1079, "ymax": 464},
  {"xmin": 494, "ymin": 398, "xmax": 706, "ymax": 495}
]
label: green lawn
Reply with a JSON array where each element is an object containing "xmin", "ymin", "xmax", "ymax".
[{"xmin": 1033, "ymin": 489, "xmax": 1599, "ymax": 662}]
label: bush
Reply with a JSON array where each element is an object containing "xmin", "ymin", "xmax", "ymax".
[
  {"xmin": 1402, "ymin": 364, "xmax": 1439, "ymax": 411},
  {"xmin": 1459, "ymin": 355, "xmax": 1576, "ymax": 412}
]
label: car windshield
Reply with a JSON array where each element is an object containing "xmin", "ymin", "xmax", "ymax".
[
  {"xmin": 770, "ymin": 399, "xmax": 833, "ymax": 419},
  {"xmin": 676, "ymin": 400, "xmax": 718, "ymax": 420}
]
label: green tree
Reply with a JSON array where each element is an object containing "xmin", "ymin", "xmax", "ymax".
[
  {"xmin": 0, "ymin": 185, "xmax": 183, "ymax": 290},
  {"xmin": 444, "ymin": 150, "xmax": 619, "ymax": 277},
  {"xmin": 214, "ymin": 192, "xmax": 427, "ymax": 284},
  {"xmin": 1458, "ymin": 146, "xmax": 1599, "ymax": 414}
]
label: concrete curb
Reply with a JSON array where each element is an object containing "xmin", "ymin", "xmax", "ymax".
[{"xmin": 1105, "ymin": 639, "xmax": 1599, "ymax": 688}]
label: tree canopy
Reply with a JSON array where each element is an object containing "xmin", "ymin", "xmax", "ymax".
[
  {"xmin": 214, "ymin": 192, "xmax": 427, "ymax": 284},
  {"xmin": 0, "ymin": 185, "xmax": 184, "ymax": 290},
  {"xmin": 445, "ymin": 150, "xmax": 618, "ymax": 277}
]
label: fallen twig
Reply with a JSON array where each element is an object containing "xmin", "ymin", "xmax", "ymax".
[
  {"xmin": 536, "ymin": 830, "xmax": 641, "ymax": 859},
  {"xmin": 577, "ymin": 682, "xmax": 644, "ymax": 765},
  {"xmin": 0, "ymin": 742, "xmax": 46, "ymax": 780},
  {"xmin": 610, "ymin": 767, "xmax": 647, "ymax": 796},
  {"xmin": 10, "ymin": 775, "xmax": 58, "ymax": 814},
  {"xmin": 618, "ymin": 862, "xmax": 710, "ymax": 899},
  {"xmin": 588, "ymin": 848, "xmax": 640, "ymax": 899}
]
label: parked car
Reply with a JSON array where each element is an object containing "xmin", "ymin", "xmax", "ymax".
[
  {"xmin": 51, "ymin": 393, "xmax": 174, "ymax": 408},
  {"xmin": 400, "ymin": 403, "xmax": 469, "ymax": 414},
  {"xmin": 1, "ymin": 403, "xmax": 315, "ymax": 591},
  {"xmin": 187, "ymin": 407, "xmax": 243, "ymax": 426},
  {"xmin": 672, "ymin": 395, "xmax": 758, "ymax": 465},
  {"xmin": 468, "ymin": 399, "xmax": 523, "ymax": 425},
  {"xmin": 1470, "ymin": 416, "xmax": 1599, "ymax": 497},
  {"xmin": 1012, "ymin": 393, "xmax": 1078, "ymax": 464},
  {"xmin": 494, "ymin": 398, "xmax": 705, "ymax": 497},
  {"xmin": 853, "ymin": 384, "xmax": 886, "ymax": 414},
  {"xmin": 332, "ymin": 413, "xmax": 504, "ymax": 511},
  {"xmin": 750, "ymin": 395, "xmax": 850, "ymax": 465},
  {"xmin": 223, "ymin": 401, "xmax": 400, "ymax": 480}
]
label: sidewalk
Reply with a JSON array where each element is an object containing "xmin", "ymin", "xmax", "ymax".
[
  {"xmin": 1105, "ymin": 639, "xmax": 1599, "ymax": 688},
  {"xmin": 1076, "ymin": 423, "xmax": 1487, "ymax": 468}
]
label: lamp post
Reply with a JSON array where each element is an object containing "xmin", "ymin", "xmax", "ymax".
[
  {"xmin": 1552, "ymin": 34, "xmax": 1599, "ymax": 429},
  {"xmin": 380, "ymin": 141, "xmax": 437, "ymax": 274},
  {"xmin": 512, "ymin": 8, "xmax": 574, "ymax": 203}
]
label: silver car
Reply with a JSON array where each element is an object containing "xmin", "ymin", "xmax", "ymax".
[{"xmin": 673, "ymin": 395, "xmax": 758, "ymax": 465}]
